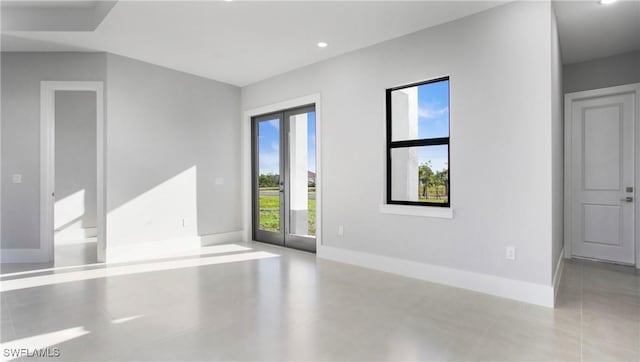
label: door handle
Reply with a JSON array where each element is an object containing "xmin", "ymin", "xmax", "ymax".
[{"xmin": 620, "ymin": 196, "xmax": 633, "ymax": 202}]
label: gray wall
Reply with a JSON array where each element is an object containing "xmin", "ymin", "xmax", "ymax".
[
  {"xmin": 1, "ymin": 52, "xmax": 242, "ymax": 256},
  {"xmin": 564, "ymin": 50, "xmax": 640, "ymax": 93},
  {"xmin": 55, "ymin": 91, "xmax": 97, "ymax": 231},
  {"xmin": 243, "ymin": 1, "xmax": 555, "ymax": 285},
  {"xmin": 1, "ymin": 52, "xmax": 106, "ymax": 249},
  {"xmin": 105, "ymin": 54, "xmax": 242, "ymax": 247},
  {"xmin": 551, "ymin": 7, "xmax": 564, "ymax": 278}
]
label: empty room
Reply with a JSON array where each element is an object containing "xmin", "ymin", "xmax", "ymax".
[{"xmin": 1, "ymin": 0, "xmax": 639, "ymax": 361}]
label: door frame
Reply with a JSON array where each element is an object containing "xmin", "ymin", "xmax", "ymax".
[
  {"xmin": 564, "ymin": 83, "xmax": 640, "ymax": 268},
  {"xmin": 243, "ymin": 93, "xmax": 322, "ymax": 252},
  {"xmin": 40, "ymin": 81, "xmax": 106, "ymax": 263}
]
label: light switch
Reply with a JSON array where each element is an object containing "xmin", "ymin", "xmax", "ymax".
[
  {"xmin": 12, "ymin": 174, "xmax": 22, "ymax": 184},
  {"xmin": 215, "ymin": 177, "xmax": 224, "ymax": 185}
]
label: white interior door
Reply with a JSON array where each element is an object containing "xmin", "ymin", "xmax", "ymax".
[{"xmin": 570, "ymin": 92, "xmax": 635, "ymax": 264}]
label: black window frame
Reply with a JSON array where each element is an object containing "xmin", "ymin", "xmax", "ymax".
[{"xmin": 386, "ymin": 76, "xmax": 450, "ymax": 208}]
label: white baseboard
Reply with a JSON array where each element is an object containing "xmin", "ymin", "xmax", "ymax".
[
  {"xmin": 55, "ymin": 227, "xmax": 97, "ymax": 240},
  {"xmin": 106, "ymin": 231, "xmax": 244, "ymax": 263},
  {"xmin": 552, "ymin": 248, "xmax": 565, "ymax": 305},
  {"xmin": 201, "ymin": 230, "xmax": 245, "ymax": 246},
  {"xmin": 317, "ymin": 245, "xmax": 555, "ymax": 308}
]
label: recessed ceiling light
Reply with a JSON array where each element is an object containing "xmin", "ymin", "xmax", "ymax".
[
  {"xmin": 317, "ymin": 42, "xmax": 328, "ymax": 48},
  {"xmin": 599, "ymin": 0, "xmax": 616, "ymax": 4},
  {"xmin": 224, "ymin": 0, "xmax": 233, "ymax": 2}
]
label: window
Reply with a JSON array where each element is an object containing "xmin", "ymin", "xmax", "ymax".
[{"xmin": 386, "ymin": 77, "xmax": 450, "ymax": 207}]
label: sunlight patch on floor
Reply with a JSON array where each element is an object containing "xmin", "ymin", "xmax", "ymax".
[
  {"xmin": 110, "ymin": 315, "xmax": 143, "ymax": 325},
  {"xmin": 0, "ymin": 244, "xmax": 254, "ymax": 278},
  {"xmin": 0, "ymin": 250, "xmax": 279, "ymax": 292}
]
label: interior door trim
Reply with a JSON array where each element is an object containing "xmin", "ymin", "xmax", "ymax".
[
  {"xmin": 40, "ymin": 81, "xmax": 106, "ymax": 263},
  {"xmin": 564, "ymin": 82, "xmax": 640, "ymax": 269},
  {"xmin": 243, "ymin": 94, "xmax": 322, "ymax": 254}
]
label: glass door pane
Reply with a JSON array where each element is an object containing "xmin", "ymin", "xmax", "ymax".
[
  {"xmin": 287, "ymin": 110, "xmax": 316, "ymax": 236},
  {"xmin": 253, "ymin": 114, "xmax": 284, "ymax": 245},
  {"xmin": 284, "ymin": 106, "xmax": 316, "ymax": 252}
]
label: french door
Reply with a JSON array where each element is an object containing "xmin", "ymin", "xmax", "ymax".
[{"xmin": 252, "ymin": 105, "xmax": 316, "ymax": 252}]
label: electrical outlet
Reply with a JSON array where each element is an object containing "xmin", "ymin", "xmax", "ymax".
[
  {"xmin": 12, "ymin": 174, "xmax": 22, "ymax": 184},
  {"xmin": 506, "ymin": 246, "xmax": 516, "ymax": 260},
  {"xmin": 215, "ymin": 177, "xmax": 224, "ymax": 185},
  {"xmin": 337, "ymin": 225, "xmax": 344, "ymax": 236}
]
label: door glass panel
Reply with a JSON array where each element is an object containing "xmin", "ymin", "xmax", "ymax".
[
  {"xmin": 258, "ymin": 118, "xmax": 281, "ymax": 232},
  {"xmin": 288, "ymin": 111, "xmax": 316, "ymax": 237}
]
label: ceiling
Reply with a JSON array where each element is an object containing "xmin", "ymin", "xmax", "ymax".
[
  {"xmin": 1, "ymin": 1, "xmax": 117, "ymax": 31},
  {"xmin": 1, "ymin": 1, "xmax": 506, "ymax": 86},
  {"xmin": 1, "ymin": 1, "xmax": 639, "ymax": 85},
  {"xmin": 554, "ymin": 0, "xmax": 640, "ymax": 65}
]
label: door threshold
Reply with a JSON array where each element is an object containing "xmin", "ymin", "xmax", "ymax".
[
  {"xmin": 250, "ymin": 240, "xmax": 316, "ymax": 255},
  {"xmin": 570, "ymin": 255, "xmax": 635, "ymax": 268}
]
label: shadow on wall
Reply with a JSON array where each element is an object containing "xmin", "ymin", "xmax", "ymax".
[
  {"xmin": 54, "ymin": 190, "xmax": 88, "ymax": 233},
  {"xmin": 53, "ymin": 90, "xmax": 223, "ymax": 248},
  {"xmin": 0, "ymin": 52, "xmax": 240, "ymax": 255},
  {"xmin": 107, "ymin": 166, "xmax": 200, "ymax": 245},
  {"xmin": 103, "ymin": 53, "xmax": 241, "ymax": 248}
]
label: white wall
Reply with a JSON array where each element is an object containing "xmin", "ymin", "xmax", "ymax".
[
  {"xmin": 551, "ymin": 6, "xmax": 564, "ymax": 279},
  {"xmin": 54, "ymin": 91, "xmax": 97, "ymax": 233},
  {"xmin": 242, "ymin": 1, "xmax": 555, "ymax": 286},
  {"xmin": 1, "ymin": 52, "xmax": 106, "ymax": 250},
  {"xmin": 105, "ymin": 54, "xmax": 242, "ymax": 250},
  {"xmin": 564, "ymin": 50, "xmax": 640, "ymax": 94}
]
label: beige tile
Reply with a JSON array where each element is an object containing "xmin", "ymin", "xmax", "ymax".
[
  {"xmin": 502, "ymin": 300, "xmax": 582, "ymax": 337},
  {"xmin": 582, "ymin": 289, "xmax": 640, "ymax": 321},
  {"xmin": 583, "ymin": 340, "xmax": 640, "ymax": 362},
  {"xmin": 473, "ymin": 319, "xmax": 582, "ymax": 361},
  {"xmin": 583, "ymin": 309, "xmax": 640, "ymax": 352},
  {"xmin": 2, "ymin": 243, "xmax": 640, "ymax": 361}
]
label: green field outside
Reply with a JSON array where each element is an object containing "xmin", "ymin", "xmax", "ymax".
[
  {"xmin": 259, "ymin": 194, "xmax": 316, "ymax": 235},
  {"xmin": 258, "ymin": 185, "xmax": 445, "ymax": 234}
]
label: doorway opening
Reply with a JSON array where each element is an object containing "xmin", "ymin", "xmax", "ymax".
[
  {"xmin": 53, "ymin": 91, "xmax": 98, "ymax": 267},
  {"xmin": 40, "ymin": 81, "xmax": 105, "ymax": 264},
  {"xmin": 252, "ymin": 105, "xmax": 317, "ymax": 252}
]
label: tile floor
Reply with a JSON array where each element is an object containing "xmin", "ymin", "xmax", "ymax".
[{"xmin": 1, "ymin": 242, "xmax": 639, "ymax": 361}]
